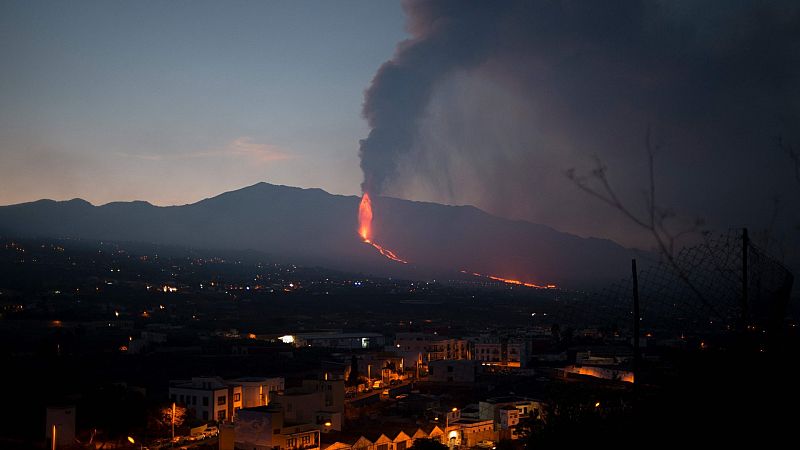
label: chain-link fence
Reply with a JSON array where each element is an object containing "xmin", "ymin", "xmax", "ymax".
[{"xmin": 551, "ymin": 229, "xmax": 794, "ymax": 341}]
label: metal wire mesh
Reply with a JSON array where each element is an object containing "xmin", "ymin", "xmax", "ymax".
[{"xmin": 550, "ymin": 229, "xmax": 794, "ymax": 339}]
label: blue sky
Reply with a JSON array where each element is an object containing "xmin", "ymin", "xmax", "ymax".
[{"xmin": 0, "ymin": 0, "xmax": 406, "ymax": 205}]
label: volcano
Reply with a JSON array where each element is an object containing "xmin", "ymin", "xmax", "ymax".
[{"xmin": 0, "ymin": 182, "xmax": 640, "ymax": 288}]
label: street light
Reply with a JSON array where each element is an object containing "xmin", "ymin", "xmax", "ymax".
[
  {"xmin": 127, "ymin": 436, "xmax": 142, "ymax": 450},
  {"xmin": 446, "ymin": 407, "xmax": 458, "ymax": 429}
]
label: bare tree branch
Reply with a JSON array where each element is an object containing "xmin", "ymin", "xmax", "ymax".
[{"xmin": 566, "ymin": 131, "xmax": 716, "ymax": 315}]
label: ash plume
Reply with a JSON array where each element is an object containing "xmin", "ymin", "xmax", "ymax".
[{"xmin": 357, "ymin": 0, "xmax": 800, "ymax": 253}]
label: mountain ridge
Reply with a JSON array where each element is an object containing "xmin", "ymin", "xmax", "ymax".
[{"xmin": 0, "ymin": 182, "xmax": 640, "ymax": 288}]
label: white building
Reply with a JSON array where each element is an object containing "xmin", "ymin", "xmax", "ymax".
[
  {"xmin": 232, "ymin": 377, "xmax": 285, "ymax": 408},
  {"xmin": 471, "ymin": 335, "xmax": 528, "ymax": 367},
  {"xmin": 393, "ymin": 333, "xmax": 470, "ymax": 367},
  {"xmin": 479, "ymin": 396, "xmax": 545, "ymax": 423},
  {"xmin": 284, "ymin": 332, "xmax": 385, "ymax": 349},
  {"xmin": 169, "ymin": 376, "xmax": 243, "ymax": 422}
]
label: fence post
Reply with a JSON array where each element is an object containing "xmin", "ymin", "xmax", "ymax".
[
  {"xmin": 632, "ymin": 259, "xmax": 640, "ymax": 387},
  {"xmin": 742, "ymin": 228, "xmax": 748, "ymax": 331}
]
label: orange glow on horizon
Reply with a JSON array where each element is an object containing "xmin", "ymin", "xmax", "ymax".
[
  {"xmin": 463, "ymin": 270, "xmax": 556, "ymax": 289},
  {"xmin": 358, "ymin": 193, "xmax": 407, "ymax": 264}
]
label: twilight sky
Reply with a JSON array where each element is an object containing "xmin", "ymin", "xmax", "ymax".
[
  {"xmin": 0, "ymin": 0, "xmax": 404, "ymax": 205},
  {"xmin": 2, "ymin": 0, "xmax": 800, "ymax": 254}
]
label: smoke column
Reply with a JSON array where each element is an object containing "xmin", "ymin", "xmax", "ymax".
[
  {"xmin": 358, "ymin": 0, "xmax": 500, "ymax": 194},
  {"xmin": 357, "ymin": 0, "xmax": 800, "ymax": 254}
]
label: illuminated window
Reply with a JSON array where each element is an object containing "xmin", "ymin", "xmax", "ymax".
[{"xmin": 234, "ymin": 393, "xmax": 241, "ymax": 402}]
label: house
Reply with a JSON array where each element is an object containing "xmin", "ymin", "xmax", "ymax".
[
  {"xmin": 232, "ymin": 377, "xmax": 285, "ymax": 408},
  {"xmin": 272, "ymin": 377, "xmax": 345, "ymax": 431},
  {"xmin": 169, "ymin": 376, "xmax": 243, "ymax": 422},
  {"xmin": 479, "ymin": 396, "xmax": 545, "ymax": 423},
  {"xmin": 235, "ymin": 406, "xmax": 320, "ymax": 450}
]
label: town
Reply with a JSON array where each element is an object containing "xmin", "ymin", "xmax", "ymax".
[{"xmin": 4, "ymin": 235, "xmax": 795, "ymax": 449}]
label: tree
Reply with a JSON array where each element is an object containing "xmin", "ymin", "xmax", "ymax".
[
  {"xmin": 347, "ymin": 355, "xmax": 360, "ymax": 386},
  {"xmin": 148, "ymin": 403, "xmax": 187, "ymax": 434}
]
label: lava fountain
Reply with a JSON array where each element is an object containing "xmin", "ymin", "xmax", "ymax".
[
  {"xmin": 358, "ymin": 193, "xmax": 407, "ymax": 264},
  {"xmin": 357, "ymin": 193, "xmax": 555, "ymax": 288}
]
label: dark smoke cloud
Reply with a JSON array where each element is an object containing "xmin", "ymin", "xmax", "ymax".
[{"xmin": 359, "ymin": 0, "xmax": 800, "ymax": 253}]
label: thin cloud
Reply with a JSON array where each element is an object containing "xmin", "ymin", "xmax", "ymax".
[
  {"xmin": 118, "ymin": 137, "xmax": 293, "ymax": 164},
  {"xmin": 221, "ymin": 137, "xmax": 292, "ymax": 163}
]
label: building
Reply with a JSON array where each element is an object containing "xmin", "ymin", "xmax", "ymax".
[
  {"xmin": 319, "ymin": 426, "xmax": 445, "ymax": 450},
  {"xmin": 427, "ymin": 360, "xmax": 478, "ymax": 383},
  {"xmin": 478, "ymin": 396, "xmax": 545, "ymax": 424},
  {"xmin": 272, "ymin": 377, "xmax": 345, "ymax": 431},
  {"xmin": 471, "ymin": 335, "xmax": 528, "ymax": 368},
  {"xmin": 498, "ymin": 406, "xmax": 520, "ymax": 429},
  {"xmin": 445, "ymin": 419, "xmax": 495, "ymax": 448},
  {"xmin": 232, "ymin": 377, "xmax": 285, "ymax": 408},
  {"xmin": 45, "ymin": 406, "xmax": 75, "ymax": 446},
  {"xmin": 235, "ymin": 406, "xmax": 321, "ymax": 450},
  {"xmin": 393, "ymin": 333, "xmax": 470, "ymax": 368},
  {"xmin": 497, "ymin": 407, "xmax": 521, "ymax": 440},
  {"xmin": 169, "ymin": 377, "xmax": 243, "ymax": 422},
  {"xmin": 283, "ymin": 332, "xmax": 386, "ymax": 350}
]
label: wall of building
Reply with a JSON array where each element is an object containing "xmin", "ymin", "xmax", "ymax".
[{"xmin": 428, "ymin": 360, "xmax": 477, "ymax": 383}]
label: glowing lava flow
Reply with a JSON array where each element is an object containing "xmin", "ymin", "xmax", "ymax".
[
  {"xmin": 463, "ymin": 270, "xmax": 556, "ymax": 289},
  {"xmin": 358, "ymin": 193, "xmax": 407, "ymax": 264}
]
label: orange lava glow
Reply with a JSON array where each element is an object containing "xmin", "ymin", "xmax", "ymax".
[
  {"xmin": 358, "ymin": 193, "xmax": 407, "ymax": 264},
  {"xmin": 358, "ymin": 192, "xmax": 373, "ymax": 241},
  {"xmin": 463, "ymin": 270, "xmax": 556, "ymax": 289}
]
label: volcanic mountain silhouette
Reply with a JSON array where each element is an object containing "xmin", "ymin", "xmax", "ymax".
[{"xmin": 0, "ymin": 182, "xmax": 639, "ymax": 287}]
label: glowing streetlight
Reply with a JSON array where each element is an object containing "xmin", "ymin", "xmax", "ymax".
[
  {"xmin": 127, "ymin": 436, "xmax": 142, "ymax": 450},
  {"xmin": 595, "ymin": 402, "xmax": 601, "ymax": 408},
  {"xmin": 446, "ymin": 407, "xmax": 458, "ymax": 429}
]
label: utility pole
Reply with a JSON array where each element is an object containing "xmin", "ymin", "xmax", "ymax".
[
  {"xmin": 631, "ymin": 259, "xmax": 640, "ymax": 387},
  {"xmin": 742, "ymin": 228, "xmax": 749, "ymax": 331},
  {"xmin": 171, "ymin": 402, "xmax": 176, "ymax": 442}
]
